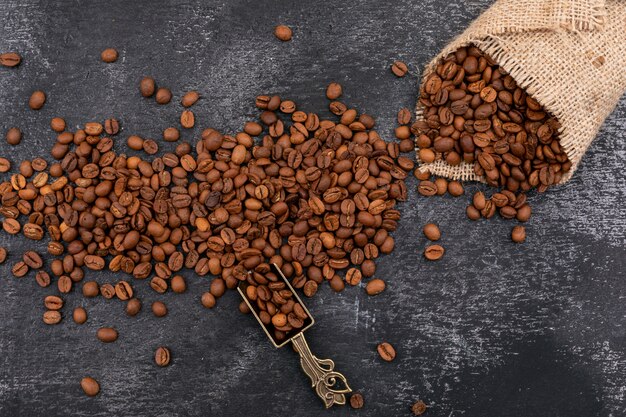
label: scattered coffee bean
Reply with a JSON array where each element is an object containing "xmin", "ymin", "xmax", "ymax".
[
  {"xmin": 391, "ymin": 61, "xmax": 408, "ymax": 77},
  {"xmin": 96, "ymin": 327, "xmax": 118, "ymax": 343},
  {"xmin": 0, "ymin": 157, "xmax": 10, "ymax": 173},
  {"xmin": 423, "ymin": 223, "xmax": 441, "ymax": 241},
  {"xmin": 201, "ymin": 292, "xmax": 216, "ymax": 309},
  {"xmin": 447, "ymin": 181, "xmax": 464, "ymax": 196},
  {"xmin": 0, "ymin": 52, "xmax": 21, "ymax": 67},
  {"xmin": 140, "ymin": 76, "xmax": 156, "ymax": 97},
  {"xmin": 180, "ymin": 110, "xmax": 195, "ymax": 128},
  {"xmin": 156, "ymin": 87, "xmax": 172, "ymax": 104},
  {"xmin": 424, "ymin": 245, "xmax": 444, "ymax": 261},
  {"xmin": 100, "ymin": 48, "xmax": 118, "ymax": 63},
  {"xmin": 104, "ymin": 118, "xmax": 120, "ymax": 135},
  {"xmin": 80, "ymin": 377, "xmax": 100, "ymax": 397},
  {"xmin": 411, "ymin": 400, "xmax": 428, "ymax": 415},
  {"xmin": 12, "ymin": 261, "xmax": 28, "ymax": 277},
  {"xmin": 43, "ymin": 310, "xmax": 62, "ymax": 325},
  {"xmin": 50, "ymin": 117, "xmax": 66, "ymax": 132},
  {"xmin": 0, "ymin": 247, "xmax": 7, "ymax": 264},
  {"xmin": 151, "ymin": 301, "xmax": 168, "ymax": 317},
  {"xmin": 44, "ymin": 295, "xmax": 63, "ymax": 310},
  {"xmin": 511, "ymin": 225, "xmax": 526, "ymax": 243},
  {"xmin": 397, "ymin": 108, "xmax": 412, "ymax": 125},
  {"xmin": 73, "ymin": 307, "xmax": 87, "ymax": 324},
  {"xmin": 126, "ymin": 298, "xmax": 142, "ymax": 316},
  {"xmin": 181, "ymin": 90, "xmax": 199, "ymax": 107},
  {"xmin": 326, "ymin": 83, "xmax": 342, "ymax": 100},
  {"xmin": 365, "ymin": 278, "xmax": 386, "ymax": 296},
  {"xmin": 274, "ymin": 25, "xmax": 292, "ymax": 41},
  {"xmin": 6, "ymin": 127, "xmax": 22, "ymax": 145},
  {"xmin": 377, "ymin": 342, "xmax": 396, "ymax": 362},
  {"xmin": 155, "ymin": 346, "xmax": 171, "ymax": 367},
  {"xmin": 350, "ymin": 393, "xmax": 364, "ymax": 409},
  {"xmin": 29, "ymin": 90, "xmax": 46, "ymax": 110},
  {"xmin": 23, "ymin": 251, "xmax": 43, "ymax": 269}
]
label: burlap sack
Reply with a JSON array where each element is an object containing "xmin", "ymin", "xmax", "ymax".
[{"xmin": 415, "ymin": 0, "xmax": 626, "ymax": 183}]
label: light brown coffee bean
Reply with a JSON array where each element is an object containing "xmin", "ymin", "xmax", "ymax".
[
  {"xmin": 96, "ymin": 327, "xmax": 118, "ymax": 343},
  {"xmin": 423, "ymin": 223, "xmax": 441, "ymax": 241},
  {"xmin": 151, "ymin": 301, "xmax": 168, "ymax": 317},
  {"xmin": 100, "ymin": 48, "xmax": 118, "ymax": 63},
  {"xmin": 391, "ymin": 61, "xmax": 408, "ymax": 77},
  {"xmin": 181, "ymin": 91, "xmax": 200, "ymax": 107},
  {"xmin": 424, "ymin": 244, "xmax": 444, "ymax": 260},
  {"xmin": 140, "ymin": 77, "xmax": 156, "ymax": 97},
  {"xmin": 155, "ymin": 346, "xmax": 171, "ymax": 367},
  {"xmin": 73, "ymin": 307, "xmax": 87, "ymax": 324},
  {"xmin": 365, "ymin": 278, "xmax": 386, "ymax": 296},
  {"xmin": 29, "ymin": 90, "xmax": 46, "ymax": 110},
  {"xmin": 80, "ymin": 377, "xmax": 100, "ymax": 396},
  {"xmin": 274, "ymin": 25, "xmax": 292, "ymax": 41},
  {"xmin": 377, "ymin": 342, "xmax": 396, "ymax": 361},
  {"xmin": 511, "ymin": 225, "xmax": 526, "ymax": 243},
  {"xmin": 43, "ymin": 310, "xmax": 61, "ymax": 325},
  {"xmin": 0, "ymin": 52, "xmax": 21, "ymax": 67}
]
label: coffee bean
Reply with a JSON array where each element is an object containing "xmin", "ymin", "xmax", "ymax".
[
  {"xmin": 171, "ymin": 275, "xmax": 186, "ymax": 293},
  {"xmin": 345, "ymin": 268, "xmax": 362, "ymax": 286},
  {"xmin": 511, "ymin": 225, "xmax": 526, "ymax": 243},
  {"xmin": 115, "ymin": 281, "xmax": 133, "ymax": 300},
  {"xmin": 100, "ymin": 283, "xmax": 115, "ymax": 299},
  {"xmin": 180, "ymin": 110, "xmax": 195, "ymax": 128},
  {"xmin": 140, "ymin": 77, "xmax": 156, "ymax": 97},
  {"xmin": 12, "ymin": 261, "xmax": 28, "ymax": 277},
  {"xmin": 0, "ymin": 157, "xmax": 10, "ymax": 173},
  {"xmin": 365, "ymin": 278, "xmax": 385, "ymax": 296},
  {"xmin": 423, "ymin": 223, "xmax": 441, "ymax": 241},
  {"xmin": 22, "ymin": 251, "xmax": 43, "ymax": 269},
  {"xmin": 350, "ymin": 393, "xmax": 364, "ymax": 409},
  {"xmin": 29, "ymin": 90, "xmax": 46, "ymax": 110},
  {"xmin": 424, "ymin": 245, "xmax": 444, "ymax": 261},
  {"xmin": 44, "ymin": 295, "xmax": 63, "ymax": 310},
  {"xmin": 391, "ymin": 61, "xmax": 408, "ymax": 77},
  {"xmin": 73, "ymin": 307, "xmax": 87, "ymax": 324},
  {"xmin": 96, "ymin": 327, "xmax": 118, "ymax": 343},
  {"xmin": 0, "ymin": 247, "xmax": 7, "ymax": 264},
  {"xmin": 397, "ymin": 108, "xmax": 412, "ymax": 125},
  {"xmin": 326, "ymin": 83, "xmax": 342, "ymax": 100},
  {"xmin": 418, "ymin": 181, "xmax": 437, "ymax": 197},
  {"xmin": 80, "ymin": 377, "xmax": 100, "ymax": 397},
  {"xmin": 447, "ymin": 181, "xmax": 464, "ymax": 196},
  {"xmin": 151, "ymin": 301, "xmax": 168, "ymax": 317},
  {"xmin": 104, "ymin": 118, "xmax": 120, "ymax": 135},
  {"xmin": 6, "ymin": 127, "xmax": 22, "ymax": 145},
  {"xmin": 0, "ymin": 52, "xmax": 21, "ymax": 67},
  {"xmin": 142, "ymin": 139, "xmax": 158, "ymax": 154},
  {"xmin": 126, "ymin": 298, "xmax": 142, "ymax": 316},
  {"xmin": 201, "ymin": 292, "xmax": 216, "ymax": 309},
  {"xmin": 100, "ymin": 48, "xmax": 118, "ymax": 63},
  {"xmin": 411, "ymin": 400, "xmax": 428, "ymax": 416},
  {"xmin": 274, "ymin": 25, "xmax": 292, "ymax": 41},
  {"xmin": 377, "ymin": 342, "xmax": 396, "ymax": 361},
  {"xmin": 35, "ymin": 271, "xmax": 50, "ymax": 287},
  {"xmin": 156, "ymin": 88, "xmax": 172, "ymax": 104},
  {"xmin": 181, "ymin": 91, "xmax": 200, "ymax": 107},
  {"xmin": 84, "ymin": 255, "xmax": 105, "ymax": 270},
  {"xmin": 155, "ymin": 346, "xmax": 171, "ymax": 367},
  {"xmin": 43, "ymin": 310, "xmax": 61, "ymax": 325}
]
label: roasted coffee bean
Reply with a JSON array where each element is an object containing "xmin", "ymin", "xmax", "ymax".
[
  {"xmin": 377, "ymin": 342, "xmax": 396, "ymax": 361},
  {"xmin": 418, "ymin": 181, "xmax": 437, "ymax": 197},
  {"xmin": 424, "ymin": 245, "xmax": 444, "ymax": 261},
  {"xmin": 6, "ymin": 127, "xmax": 22, "ymax": 145},
  {"xmin": 140, "ymin": 77, "xmax": 156, "ymax": 97},
  {"xmin": 201, "ymin": 292, "xmax": 216, "ymax": 309},
  {"xmin": 12, "ymin": 261, "xmax": 28, "ymax": 277},
  {"xmin": 350, "ymin": 393, "xmax": 364, "ymax": 409},
  {"xmin": 171, "ymin": 275, "xmax": 186, "ymax": 293},
  {"xmin": 423, "ymin": 223, "xmax": 441, "ymax": 241},
  {"xmin": 511, "ymin": 225, "xmax": 526, "ymax": 243},
  {"xmin": 80, "ymin": 377, "xmax": 100, "ymax": 397},
  {"xmin": 0, "ymin": 157, "xmax": 10, "ymax": 173},
  {"xmin": 365, "ymin": 278, "xmax": 385, "ymax": 296},
  {"xmin": 100, "ymin": 48, "xmax": 118, "ymax": 63},
  {"xmin": 181, "ymin": 91, "xmax": 200, "ymax": 107},
  {"xmin": 96, "ymin": 327, "xmax": 118, "ymax": 343},
  {"xmin": 180, "ymin": 110, "xmax": 195, "ymax": 128},
  {"xmin": 345, "ymin": 268, "xmax": 362, "ymax": 286},
  {"xmin": 447, "ymin": 181, "xmax": 464, "ymax": 196},
  {"xmin": 29, "ymin": 90, "xmax": 46, "ymax": 110},
  {"xmin": 100, "ymin": 283, "xmax": 115, "ymax": 299},
  {"xmin": 411, "ymin": 400, "xmax": 428, "ymax": 416},
  {"xmin": 155, "ymin": 346, "xmax": 171, "ymax": 367},
  {"xmin": 126, "ymin": 298, "xmax": 142, "ymax": 316},
  {"xmin": 23, "ymin": 251, "xmax": 43, "ymax": 269},
  {"xmin": 35, "ymin": 271, "xmax": 51, "ymax": 287},
  {"xmin": 326, "ymin": 83, "xmax": 342, "ymax": 100},
  {"xmin": 43, "ymin": 310, "xmax": 62, "ymax": 325},
  {"xmin": 274, "ymin": 25, "xmax": 292, "ymax": 41},
  {"xmin": 391, "ymin": 61, "xmax": 408, "ymax": 77},
  {"xmin": 73, "ymin": 307, "xmax": 87, "ymax": 324},
  {"xmin": 151, "ymin": 301, "xmax": 168, "ymax": 317},
  {"xmin": 44, "ymin": 295, "xmax": 63, "ymax": 310},
  {"xmin": 115, "ymin": 281, "xmax": 133, "ymax": 300},
  {"xmin": 0, "ymin": 247, "xmax": 6, "ymax": 264},
  {"xmin": 82, "ymin": 281, "xmax": 99, "ymax": 297},
  {"xmin": 104, "ymin": 118, "xmax": 120, "ymax": 135},
  {"xmin": 156, "ymin": 88, "xmax": 172, "ymax": 104},
  {"xmin": 0, "ymin": 52, "xmax": 21, "ymax": 67}
]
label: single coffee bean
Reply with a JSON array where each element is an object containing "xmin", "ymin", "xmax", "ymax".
[
  {"xmin": 82, "ymin": 281, "xmax": 99, "ymax": 297},
  {"xmin": 447, "ymin": 181, "xmax": 464, "ymax": 196},
  {"xmin": 73, "ymin": 307, "xmax": 87, "ymax": 324},
  {"xmin": 424, "ymin": 244, "xmax": 445, "ymax": 261},
  {"xmin": 43, "ymin": 310, "xmax": 62, "ymax": 325},
  {"xmin": 126, "ymin": 298, "xmax": 142, "ymax": 316},
  {"xmin": 104, "ymin": 118, "xmax": 120, "ymax": 135},
  {"xmin": 12, "ymin": 261, "xmax": 28, "ymax": 277},
  {"xmin": 80, "ymin": 377, "xmax": 100, "ymax": 397},
  {"xmin": 0, "ymin": 52, "xmax": 21, "ymax": 67},
  {"xmin": 181, "ymin": 91, "xmax": 200, "ymax": 107},
  {"xmin": 350, "ymin": 393, "xmax": 364, "ymax": 409},
  {"xmin": 155, "ymin": 346, "xmax": 171, "ymax": 367},
  {"xmin": 0, "ymin": 247, "xmax": 7, "ymax": 264},
  {"xmin": 391, "ymin": 60, "xmax": 408, "ymax": 77},
  {"xmin": 397, "ymin": 108, "xmax": 412, "ymax": 125},
  {"xmin": 44, "ymin": 295, "xmax": 63, "ymax": 310},
  {"xmin": 29, "ymin": 90, "xmax": 46, "ymax": 110},
  {"xmin": 35, "ymin": 271, "xmax": 51, "ymax": 287},
  {"xmin": 201, "ymin": 292, "xmax": 216, "ymax": 308},
  {"xmin": 142, "ymin": 139, "xmax": 158, "ymax": 154},
  {"xmin": 50, "ymin": 117, "xmax": 66, "ymax": 132},
  {"xmin": 0, "ymin": 157, "xmax": 10, "ymax": 173},
  {"xmin": 180, "ymin": 110, "xmax": 195, "ymax": 128},
  {"xmin": 115, "ymin": 281, "xmax": 133, "ymax": 300},
  {"xmin": 140, "ymin": 77, "xmax": 156, "ymax": 97},
  {"xmin": 156, "ymin": 88, "xmax": 172, "ymax": 104},
  {"xmin": 411, "ymin": 400, "xmax": 428, "ymax": 416},
  {"xmin": 6, "ymin": 127, "xmax": 22, "ymax": 145},
  {"xmin": 326, "ymin": 83, "xmax": 342, "ymax": 100},
  {"xmin": 511, "ymin": 225, "xmax": 526, "ymax": 243},
  {"xmin": 365, "ymin": 278, "xmax": 386, "ymax": 296},
  {"xmin": 418, "ymin": 180, "xmax": 437, "ymax": 197},
  {"xmin": 377, "ymin": 342, "xmax": 396, "ymax": 361},
  {"xmin": 96, "ymin": 327, "xmax": 118, "ymax": 343},
  {"xmin": 171, "ymin": 275, "xmax": 186, "ymax": 293},
  {"xmin": 100, "ymin": 48, "xmax": 118, "ymax": 63},
  {"xmin": 472, "ymin": 191, "xmax": 486, "ymax": 210},
  {"xmin": 100, "ymin": 283, "xmax": 115, "ymax": 299},
  {"xmin": 151, "ymin": 301, "xmax": 168, "ymax": 317},
  {"xmin": 274, "ymin": 25, "xmax": 292, "ymax": 41},
  {"xmin": 58, "ymin": 276, "xmax": 72, "ymax": 293},
  {"xmin": 22, "ymin": 251, "xmax": 43, "ymax": 269},
  {"xmin": 423, "ymin": 223, "xmax": 441, "ymax": 241},
  {"xmin": 345, "ymin": 268, "xmax": 362, "ymax": 286}
]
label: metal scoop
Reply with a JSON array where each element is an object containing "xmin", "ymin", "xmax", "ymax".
[{"xmin": 237, "ymin": 263, "xmax": 351, "ymax": 408}]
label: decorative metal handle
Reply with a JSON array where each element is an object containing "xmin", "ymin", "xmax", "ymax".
[{"xmin": 291, "ymin": 333, "xmax": 351, "ymax": 408}]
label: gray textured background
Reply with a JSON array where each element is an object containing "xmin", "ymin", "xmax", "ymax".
[{"xmin": 1, "ymin": 1, "xmax": 625, "ymax": 416}]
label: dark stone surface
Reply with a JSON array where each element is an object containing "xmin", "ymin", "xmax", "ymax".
[{"xmin": 1, "ymin": 1, "xmax": 625, "ymax": 416}]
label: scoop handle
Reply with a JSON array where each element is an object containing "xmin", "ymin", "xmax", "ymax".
[{"xmin": 291, "ymin": 333, "xmax": 351, "ymax": 408}]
